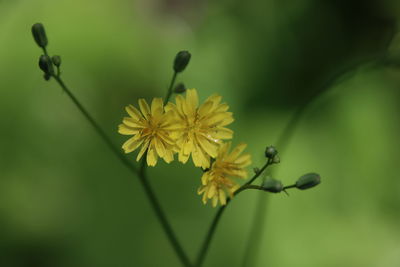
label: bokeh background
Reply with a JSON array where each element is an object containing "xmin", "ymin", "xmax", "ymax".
[{"xmin": 1, "ymin": 0, "xmax": 400, "ymax": 266}]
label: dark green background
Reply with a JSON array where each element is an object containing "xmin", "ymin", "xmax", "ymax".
[{"xmin": 1, "ymin": 0, "xmax": 400, "ymax": 266}]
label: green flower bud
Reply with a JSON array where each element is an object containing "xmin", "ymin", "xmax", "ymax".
[
  {"xmin": 39, "ymin": 55, "xmax": 54, "ymax": 75},
  {"xmin": 52, "ymin": 55, "xmax": 61, "ymax": 67},
  {"xmin": 173, "ymin": 51, "xmax": 191, "ymax": 73},
  {"xmin": 295, "ymin": 173, "xmax": 321, "ymax": 190},
  {"xmin": 31, "ymin": 23, "xmax": 48, "ymax": 48},
  {"xmin": 265, "ymin": 146, "xmax": 278, "ymax": 159},
  {"xmin": 272, "ymin": 155, "xmax": 280, "ymax": 164},
  {"xmin": 174, "ymin": 83, "xmax": 186, "ymax": 94},
  {"xmin": 262, "ymin": 178, "xmax": 283, "ymax": 193}
]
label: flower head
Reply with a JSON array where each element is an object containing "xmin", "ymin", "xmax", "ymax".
[
  {"xmin": 118, "ymin": 98, "xmax": 176, "ymax": 166},
  {"xmin": 197, "ymin": 142, "xmax": 252, "ymax": 207},
  {"xmin": 166, "ymin": 89, "xmax": 234, "ymax": 169}
]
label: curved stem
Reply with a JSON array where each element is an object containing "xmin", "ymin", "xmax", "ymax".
[
  {"xmin": 53, "ymin": 75, "xmax": 137, "ymax": 173},
  {"xmin": 51, "ymin": 75, "xmax": 191, "ymax": 267},
  {"xmin": 164, "ymin": 71, "xmax": 178, "ymax": 105},
  {"xmin": 139, "ymin": 159, "xmax": 192, "ymax": 267},
  {"xmin": 194, "ymin": 160, "xmax": 272, "ymax": 267}
]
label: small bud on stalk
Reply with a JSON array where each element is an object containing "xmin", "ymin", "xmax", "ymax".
[
  {"xmin": 39, "ymin": 55, "xmax": 54, "ymax": 75},
  {"xmin": 174, "ymin": 83, "xmax": 186, "ymax": 94},
  {"xmin": 52, "ymin": 55, "xmax": 61, "ymax": 67},
  {"xmin": 31, "ymin": 23, "xmax": 48, "ymax": 48},
  {"xmin": 173, "ymin": 51, "xmax": 191, "ymax": 73},
  {"xmin": 272, "ymin": 155, "xmax": 280, "ymax": 164},
  {"xmin": 295, "ymin": 173, "xmax": 321, "ymax": 190},
  {"xmin": 262, "ymin": 178, "xmax": 283, "ymax": 193},
  {"xmin": 265, "ymin": 146, "xmax": 278, "ymax": 159}
]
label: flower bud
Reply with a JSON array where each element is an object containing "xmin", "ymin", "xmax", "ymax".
[
  {"xmin": 43, "ymin": 73, "xmax": 51, "ymax": 81},
  {"xmin": 31, "ymin": 23, "xmax": 48, "ymax": 48},
  {"xmin": 272, "ymin": 155, "xmax": 280, "ymax": 164},
  {"xmin": 295, "ymin": 173, "xmax": 321, "ymax": 190},
  {"xmin": 39, "ymin": 55, "xmax": 54, "ymax": 75},
  {"xmin": 262, "ymin": 178, "xmax": 283, "ymax": 193},
  {"xmin": 173, "ymin": 51, "xmax": 191, "ymax": 73},
  {"xmin": 174, "ymin": 82, "xmax": 186, "ymax": 94},
  {"xmin": 52, "ymin": 55, "xmax": 61, "ymax": 67},
  {"xmin": 265, "ymin": 146, "xmax": 278, "ymax": 159}
]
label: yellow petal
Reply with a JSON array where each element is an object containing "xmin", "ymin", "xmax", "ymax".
[
  {"xmin": 198, "ymin": 101, "xmax": 213, "ymax": 117},
  {"xmin": 122, "ymin": 136, "xmax": 144, "ymax": 153},
  {"xmin": 235, "ymin": 153, "xmax": 252, "ymax": 166},
  {"xmin": 205, "ymin": 94, "xmax": 222, "ymax": 107},
  {"xmin": 186, "ymin": 89, "xmax": 199, "ymax": 109},
  {"xmin": 202, "ymin": 192, "xmax": 208, "ymax": 204},
  {"xmin": 163, "ymin": 149, "xmax": 174, "ymax": 163},
  {"xmin": 138, "ymin": 99, "xmax": 151, "ymax": 120},
  {"xmin": 207, "ymin": 183, "xmax": 216, "ymax": 199},
  {"xmin": 201, "ymin": 172, "xmax": 210, "ymax": 185},
  {"xmin": 227, "ymin": 143, "xmax": 247, "ymax": 161},
  {"xmin": 151, "ymin": 98, "xmax": 164, "ymax": 117},
  {"xmin": 178, "ymin": 150, "xmax": 190, "ymax": 164},
  {"xmin": 203, "ymin": 112, "xmax": 233, "ymax": 126},
  {"xmin": 118, "ymin": 124, "xmax": 139, "ymax": 135},
  {"xmin": 213, "ymin": 127, "xmax": 233, "ymax": 139},
  {"xmin": 123, "ymin": 117, "xmax": 143, "ymax": 128},
  {"xmin": 136, "ymin": 139, "xmax": 150, "ymax": 161},
  {"xmin": 125, "ymin": 105, "xmax": 142, "ymax": 120},
  {"xmin": 182, "ymin": 138, "xmax": 193, "ymax": 155},
  {"xmin": 154, "ymin": 138, "xmax": 166, "ymax": 158},
  {"xmin": 146, "ymin": 144, "xmax": 158, "ymax": 166},
  {"xmin": 197, "ymin": 135, "xmax": 218, "ymax": 158},
  {"xmin": 218, "ymin": 142, "xmax": 231, "ymax": 158},
  {"xmin": 212, "ymin": 195, "xmax": 218, "ymax": 207},
  {"xmin": 213, "ymin": 103, "xmax": 229, "ymax": 113},
  {"xmin": 197, "ymin": 186, "xmax": 206, "ymax": 195}
]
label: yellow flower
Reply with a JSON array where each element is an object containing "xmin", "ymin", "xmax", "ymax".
[
  {"xmin": 197, "ymin": 142, "xmax": 252, "ymax": 207},
  {"xmin": 165, "ymin": 89, "xmax": 234, "ymax": 169},
  {"xmin": 118, "ymin": 98, "xmax": 177, "ymax": 166}
]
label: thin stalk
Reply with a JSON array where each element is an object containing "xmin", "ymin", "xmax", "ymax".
[
  {"xmin": 139, "ymin": 159, "xmax": 192, "ymax": 267},
  {"xmin": 164, "ymin": 71, "xmax": 178, "ymax": 105}
]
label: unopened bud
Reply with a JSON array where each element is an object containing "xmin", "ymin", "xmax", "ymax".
[
  {"xmin": 272, "ymin": 155, "xmax": 280, "ymax": 164},
  {"xmin": 38, "ymin": 55, "xmax": 54, "ymax": 75},
  {"xmin": 31, "ymin": 23, "xmax": 48, "ymax": 48},
  {"xmin": 262, "ymin": 178, "xmax": 283, "ymax": 193},
  {"xmin": 173, "ymin": 51, "xmax": 191, "ymax": 73},
  {"xmin": 174, "ymin": 83, "xmax": 186, "ymax": 94},
  {"xmin": 295, "ymin": 173, "xmax": 321, "ymax": 190},
  {"xmin": 52, "ymin": 55, "xmax": 61, "ymax": 67},
  {"xmin": 265, "ymin": 146, "xmax": 278, "ymax": 159}
]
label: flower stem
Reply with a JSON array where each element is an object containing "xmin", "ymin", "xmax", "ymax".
[
  {"xmin": 139, "ymin": 159, "xmax": 192, "ymax": 267},
  {"xmin": 164, "ymin": 71, "xmax": 178, "ymax": 105},
  {"xmin": 51, "ymin": 75, "xmax": 191, "ymax": 267},
  {"xmin": 194, "ymin": 160, "xmax": 272, "ymax": 267}
]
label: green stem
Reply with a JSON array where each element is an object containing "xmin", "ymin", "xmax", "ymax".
[
  {"xmin": 139, "ymin": 159, "xmax": 192, "ymax": 267},
  {"xmin": 53, "ymin": 75, "xmax": 137, "ymax": 173},
  {"xmin": 51, "ymin": 75, "xmax": 191, "ymax": 267},
  {"xmin": 164, "ymin": 71, "xmax": 178, "ymax": 105},
  {"xmin": 194, "ymin": 160, "xmax": 272, "ymax": 267}
]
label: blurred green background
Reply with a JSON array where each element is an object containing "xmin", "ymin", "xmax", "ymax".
[{"xmin": 1, "ymin": 0, "xmax": 400, "ymax": 266}]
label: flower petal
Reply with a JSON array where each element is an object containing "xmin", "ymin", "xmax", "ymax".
[
  {"xmin": 138, "ymin": 99, "xmax": 151, "ymax": 120},
  {"xmin": 118, "ymin": 124, "xmax": 139, "ymax": 135}
]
